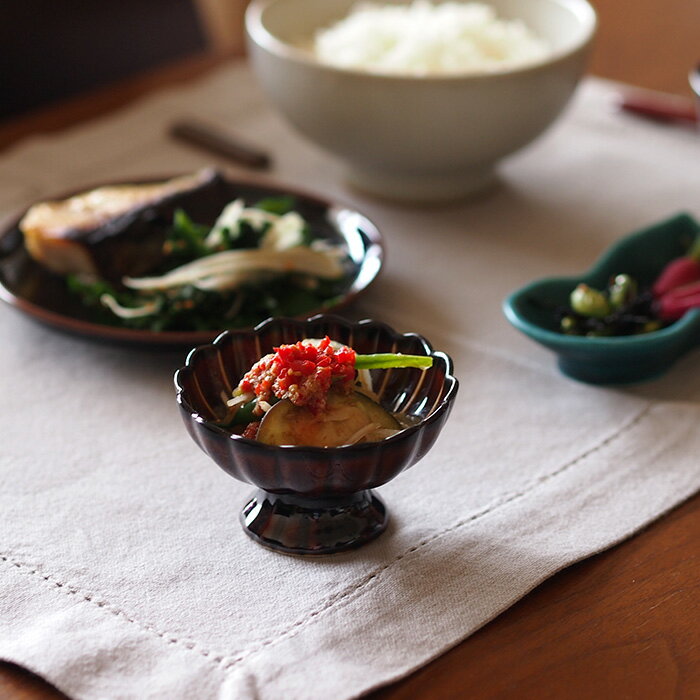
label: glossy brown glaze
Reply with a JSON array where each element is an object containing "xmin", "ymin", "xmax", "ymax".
[
  {"xmin": 175, "ymin": 315, "xmax": 458, "ymax": 553},
  {"xmin": 241, "ymin": 489, "xmax": 388, "ymax": 555}
]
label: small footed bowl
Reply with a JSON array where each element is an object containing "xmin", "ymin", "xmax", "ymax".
[
  {"xmin": 503, "ymin": 213, "xmax": 700, "ymax": 384},
  {"xmin": 174, "ymin": 315, "xmax": 458, "ymax": 555}
]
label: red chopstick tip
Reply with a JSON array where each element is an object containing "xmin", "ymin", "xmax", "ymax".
[{"xmin": 618, "ymin": 92, "xmax": 698, "ymax": 125}]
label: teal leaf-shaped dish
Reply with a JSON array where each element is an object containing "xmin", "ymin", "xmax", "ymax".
[{"xmin": 503, "ymin": 213, "xmax": 700, "ymax": 384}]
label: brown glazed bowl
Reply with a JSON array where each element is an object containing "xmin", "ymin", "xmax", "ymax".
[{"xmin": 175, "ymin": 315, "xmax": 458, "ymax": 555}]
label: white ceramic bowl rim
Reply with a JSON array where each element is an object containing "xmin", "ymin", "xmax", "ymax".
[
  {"xmin": 690, "ymin": 66, "xmax": 700, "ymax": 97},
  {"xmin": 245, "ymin": 0, "xmax": 597, "ymax": 82}
]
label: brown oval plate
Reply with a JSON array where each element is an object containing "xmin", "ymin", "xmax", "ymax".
[{"xmin": 0, "ymin": 174, "xmax": 384, "ymax": 348}]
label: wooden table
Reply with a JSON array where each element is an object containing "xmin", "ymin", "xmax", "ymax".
[{"xmin": 2, "ymin": 1, "xmax": 699, "ymax": 697}]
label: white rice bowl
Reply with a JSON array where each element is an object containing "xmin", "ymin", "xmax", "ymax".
[{"xmin": 313, "ymin": 1, "xmax": 550, "ymax": 75}]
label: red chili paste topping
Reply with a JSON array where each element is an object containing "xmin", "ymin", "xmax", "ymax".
[{"xmin": 239, "ymin": 336, "xmax": 356, "ymax": 413}]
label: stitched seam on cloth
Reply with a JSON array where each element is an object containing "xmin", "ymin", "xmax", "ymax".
[
  {"xmin": 0, "ymin": 555, "xmax": 234, "ymax": 667},
  {"xmin": 217, "ymin": 401, "xmax": 653, "ymax": 670},
  {"xmin": 0, "ymin": 402, "xmax": 652, "ymax": 674}
]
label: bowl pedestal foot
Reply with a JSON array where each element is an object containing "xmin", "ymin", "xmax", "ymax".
[{"xmin": 241, "ymin": 488, "xmax": 388, "ymax": 555}]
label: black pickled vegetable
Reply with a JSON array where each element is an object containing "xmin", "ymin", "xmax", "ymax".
[{"xmin": 558, "ymin": 275, "xmax": 663, "ymax": 337}]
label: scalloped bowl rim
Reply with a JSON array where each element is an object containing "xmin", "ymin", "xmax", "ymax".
[{"xmin": 175, "ymin": 314, "xmax": 459, "ymax": 453}]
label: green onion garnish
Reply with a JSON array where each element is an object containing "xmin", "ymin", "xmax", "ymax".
[{"xmin": 354, "ymin": 353, "xmax": 433, "ymax": 370}]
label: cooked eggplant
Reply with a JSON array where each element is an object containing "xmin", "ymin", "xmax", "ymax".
[
  {"xmin": 19, "ymin": 168, "xmax": 230, "ymax": 282},
  {"xmin": 256, "ymin": 390, "xmax": 401, "ymax": 447}
]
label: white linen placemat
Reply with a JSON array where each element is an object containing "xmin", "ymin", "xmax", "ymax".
[{"xmin": 2, "ymin": 61, "xmax": 700, "ymax": 700}]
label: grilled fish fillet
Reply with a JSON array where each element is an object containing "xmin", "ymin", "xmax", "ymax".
[{"xmin": 19, "ymin": 168, "xmax": 228, "ymax": 282}]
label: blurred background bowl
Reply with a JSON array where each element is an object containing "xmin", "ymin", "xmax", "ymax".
[
  {"xmin": 503, "ymin": 214, "xmax": 700, "ymax": 384},
  {"xmin": 245, "ymin": 0, "xmax": 596, "ymax": 202}
]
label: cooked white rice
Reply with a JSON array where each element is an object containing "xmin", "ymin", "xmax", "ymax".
[{"xmin": 313, "ymin": 1, "xmax": 549, "ymax": 75}]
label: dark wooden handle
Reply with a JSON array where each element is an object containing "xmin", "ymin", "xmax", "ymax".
[{"xmin": 169, "ymin": 120, "xmax": 271, "ymax": 169}]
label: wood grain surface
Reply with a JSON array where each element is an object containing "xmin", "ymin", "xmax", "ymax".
[
  {"xmin": 372, "ymin": 495, "xmax": 700, "ymax": 699},
  {"xmin": 2, "ymin": 0, "xmax": 700, "ymax": 697}
]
